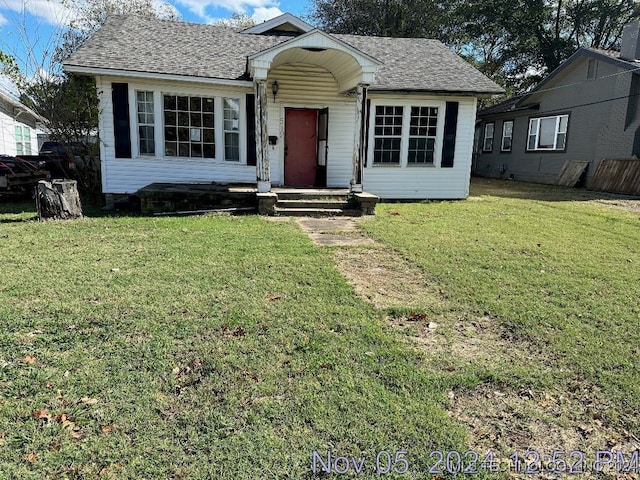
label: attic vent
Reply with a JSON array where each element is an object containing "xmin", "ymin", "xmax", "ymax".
[{"xmin": 302, "ymin": 47, "xmax": 327, "ymax": 53}]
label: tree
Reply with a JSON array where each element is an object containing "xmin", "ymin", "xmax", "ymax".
[
  {"xmin": 211, "ymin": 13, "xmax": 256, "ymax": 30},
  {"xmin": 1, "ymin": 0, "xmax": 179, "ymax": 202},
  {"xmin": 309, "ymin": 0, "xmax": 640, "ymax": 94},
  {"xmin": 308, "ymin": 0, "xmax": 453, "ymax": 41}
]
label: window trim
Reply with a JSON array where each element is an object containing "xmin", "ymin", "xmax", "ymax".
[
  {"xmin": 482, "ymin": 122, "xmax": 494, "ymax": 152},
  {"xmin": 366, "ymin": 99, "xmax": 445, "ymax": 168},
  {"xmin": 136, "ymin": 90, "xmax": 155, "ymax": 156},
  {"xmin": 15, "ymin": 125, "xmax": 32, "ymax": 156},
  {"xmin": 526, "ymin": 114, "xmax": 569, "ymax": 152},
  {"xmin": 124, "ymin": 83, "xmax": 246, "ymax": 164},
  {"xmin": 500, "ymin": 120, "xmax": 513, "ymax": 153}
]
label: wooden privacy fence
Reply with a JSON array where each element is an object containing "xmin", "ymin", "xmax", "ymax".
[{"xmin": 588, "ymin": 157, "xmax": 640, "ymax": 196}]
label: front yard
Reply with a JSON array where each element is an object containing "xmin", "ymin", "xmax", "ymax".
[{"xmin": 0, "ymin": 178, "xmax": 638, "ymax": 478}]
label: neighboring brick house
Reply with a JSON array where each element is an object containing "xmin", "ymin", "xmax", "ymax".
[
  {"xmin": 63, "ymin": 13, "xmax": 503, "ymax": 200},
  {"xmin": 475, "ymin": 21, "xmax": 640, "ymax": 186}
]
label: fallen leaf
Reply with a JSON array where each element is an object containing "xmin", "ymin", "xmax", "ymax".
[
  {"xmin": 171, "ymin": 367, "xmax": 180, "ymax": 375},
  {"xmin": 80, "ymin": 397, "xmax": 99, "ymax": 405},
  {"xmin": 24, "ymin": 453, "xmax": 38, "ymax": 463},
  {"xmin": 266, "ymin": 295, "xmax": 283, "ymax": 301},
  {"xmin": 232, "ymin": 326, "xmax": 245, "ymax": 337},
  {"xmin": 101, "ymin": 425, "xmax": 115, "ymax": 434},
  {"xmin": 46, "ymin": 382, "xmax": 54, "ymax": 389},
  {"xmin": 20, "ymin": 356, "xmax": 36, "ymax": 364},
  {"xmin": 70, "ymin": 430, "xmax": 84, "ymax": 440},
  {"xmin": 33, "ymin": 409, "xmax": 51, "ymax": 420},
  {"xmin": 110, "ymin": 268, "xmax": 120, "ymax": 273}
]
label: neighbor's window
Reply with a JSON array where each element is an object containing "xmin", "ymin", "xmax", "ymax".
[
  {"xmin": 164, "ymin": 95, "xmax": 215, "ymax": 158},
  {"xmin": 136, "ymin": 91, "xmax": 155, "ymax": 155},
  {"xmin": 527, "ymin": 115, "xmax": 568, "ymax": 151},
  {"xmin": 483, "ymin": 122, "xmax": 494, "ymax": 152},
  {"xmin": 501, "ymin": 120, "xmax": 513, "ymax": 152},
  {"xmin": 223, "ymin": 98, "xmax": 240, "ymax": 162},
  {"xmin": 407, "ymin": 106, "xmax": 438, "ymax": 164},
  {"xmin": 373, "ymin": 106, "xmax": 403, "ymax": 164},
  {"xmin": 15, "ymin": 126, "xmax": 31, "ymax": 155}
]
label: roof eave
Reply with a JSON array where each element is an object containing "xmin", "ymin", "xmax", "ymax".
[{"xmin": 63, "ymin": 65, "xmax": 254, "ymax": 88}]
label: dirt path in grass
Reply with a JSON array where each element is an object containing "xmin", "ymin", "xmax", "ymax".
[{"xmin": 296, "ymin": 216, "xmax": 640, "ymax": 478}]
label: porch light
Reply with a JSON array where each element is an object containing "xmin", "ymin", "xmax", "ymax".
[{"xmin": 272, "ymin": 80, "xmax": 279, "ymax": 102}]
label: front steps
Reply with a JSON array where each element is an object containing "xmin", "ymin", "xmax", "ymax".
[{"xmin": 260, "ymin": 189, "xmax": 378, "ymax": 216}]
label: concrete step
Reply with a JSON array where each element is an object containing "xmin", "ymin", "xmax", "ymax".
[
  {"xmin": 276, "ymin": 199, "xmax": 352, "ymax": 209},
  {"xmin": 274, "ymin": 207, "xmax": 361, "ymax": 217},
  {"xmin": 275, "ymin": 192, "xmax": 350, "ymax": 202}
]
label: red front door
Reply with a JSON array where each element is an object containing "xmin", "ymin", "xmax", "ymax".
[{"xmin": 285, "ymin": 109, "xmax": 318, "ymax": 187}]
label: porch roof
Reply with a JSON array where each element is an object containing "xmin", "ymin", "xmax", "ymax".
[{"xmin": 64, "ymin": 14, "xmax": 503, "ymax": 95}]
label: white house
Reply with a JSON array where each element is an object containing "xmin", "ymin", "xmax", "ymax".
[
  {"xmin": 0, "ymin": 80, "xmax": 42, "ymax": 157},
  {"xmin": 63, "ymin": 13, "xmax": 503, "ymax": 203}
]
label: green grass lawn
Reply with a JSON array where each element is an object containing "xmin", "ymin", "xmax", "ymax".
[
  {"xmin": 0, "ymin": 179, "xmax": 638, "ymax": 479},
  {"xmin": 0, "ymin": 205, "xmax": 472, "ymax": 479},
  {"xmin": 362, "ymin": 179, "xmax": 640, "ymax": 432}
]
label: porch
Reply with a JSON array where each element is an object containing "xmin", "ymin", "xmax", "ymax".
[{"xmin": 137, "ymin": 183, "xmax": 378, "ymax": 216}]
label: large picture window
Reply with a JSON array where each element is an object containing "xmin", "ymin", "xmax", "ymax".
[
  {"xmin": 136, "ymin": 91, "xmax": 155, "ymax": 155},
  {"xmin": 164, "ymin": 95, "xmax": 215, "ymax": 158},
  {"xmin": 527, "ymin": 115, "xmax": 568, "ymax": 151},
  {"xmin": 408, "ymin": 106, "xmax": 438, "ymax": 164},
  {"xmin": 373, "ymin": 106, "xmax": 403, "ymax": 164}
]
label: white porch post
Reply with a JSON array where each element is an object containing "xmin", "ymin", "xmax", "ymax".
[
  {"xmin": 350, "ymin": 83, "xmax": 368, "ymax": 193},
  {"xmin": 255, "ymin": 78, "xmax": 270, "ymax": 193}
]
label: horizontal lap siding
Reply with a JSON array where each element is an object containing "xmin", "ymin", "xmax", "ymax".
[
  {"xmin": 363, "ymin": 96, "xmax": 476, "ymax": 199},
  {"xmin": 98, "ymin": 76, "xmax": 254, "ymax": 194},
  {"xmin": 267, "ymin": 63, "xmax": 355, "ymax": 187}
]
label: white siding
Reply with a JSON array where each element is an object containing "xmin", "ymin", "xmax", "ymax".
[
  {"xmin": 267, "ymin": 63, "xmax": 356, "ymax": 187},
  {"xmin": 363, "ymin": 95, "xmax": 477, "ymax": 199},
  {"xmin": 98, "ymin": 75, "xmax": 254, "ymax": 194},
  {"xmin": 0, "ymin": 111, "xmax": 39, "ymax": 156}
]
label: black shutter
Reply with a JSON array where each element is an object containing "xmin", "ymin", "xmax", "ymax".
[
  {"xmin": 441, "ymin": 101, "xmax": 458, "ymax": 168},
  {"xmin": 112, "ymin": 83, "xmax": 131, "ymax": 159},
  {"xmin": 246, "ymin": 94, "xmax": 256, "ymax": 166}
]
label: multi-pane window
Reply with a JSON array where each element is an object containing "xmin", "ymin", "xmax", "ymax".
[
  {"xmin": 15, "ymin": 126, "xmax": 31, "ymax": 155},
  {"xmin": 223, "ymin": 98, "xmax": 240, "ymax": 162},
  {"xmin": 136, "ymin": 91, "xmax": 155, "ymax": 155},
  {"xmin": 163, "ymin": 95, "xmax": 215, "ymax": 158},
  {"xmin": 408, "ymin": 106, "xmax": 438, "ymax": 164},
  {"xmin": 483, "ymin": 123, "xmax": 494, "ymax": 152},
  {"xmin": 527, "ymin": 115, "xmax": 568, "ymax": 151},
  {"xmin": 501, "ymin": 120, "xmax": 513, "ymax": 152},
  {"xmin": 373, "ymin": 106, "xmax": 403, "ymax": 164}
]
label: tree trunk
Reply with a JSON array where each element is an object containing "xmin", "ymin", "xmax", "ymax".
[{"xmin": 36, "ymin": 179, "xmax": 83, "ymax": 220}]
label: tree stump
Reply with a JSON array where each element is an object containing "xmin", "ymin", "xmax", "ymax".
[{"xmin": 36, "ymin": 179, "xmax": 83, "ymax": 220}]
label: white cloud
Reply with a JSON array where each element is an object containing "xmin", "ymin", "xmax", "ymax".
[
  {"xmin": 251, "ymin": 6, "xmax": 282, "ymax": 23},
  {"xmin": 0, "ymin": 11, "xmax": 8, "ymax": 26},
  {"xmin": 0, "ymin": 0, "xmax": 72, "ymax": 27},
  {"xmin": 173, "ymin": 0, "xmax": 280, "ymax": 20}
]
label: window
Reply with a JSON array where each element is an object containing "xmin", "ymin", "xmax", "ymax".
[
  {"xmin": 408, "ymin": 106, "xmax": 438, "ymax": 164},
  {"xmin": 483, "ymin": 122, "xmax": 494, "ymax": 152},
  {"xmin": 163, "ymin": 94, "xmax": 215, "ymax": 158},
  {"xmin": 15, "ymin": 126, "xmax": 31, "ymax": 155},
  {"xmin": 527, "ymin": 115, "xmax": 568, "ymax": 151},
  {"xmin": 136, "ymin": 91, "xmax": 155, "ymax": 155},
  {"xmin": 501, "ymin": 120, "xmax": 513, "ymax": 152},
  {"xmin": 373, "ymin": 106, "xmax": 403, "ymax": 164},
  {"xmin": 223, "ymin": 98, "xmax": 240, "ymax": 161}
]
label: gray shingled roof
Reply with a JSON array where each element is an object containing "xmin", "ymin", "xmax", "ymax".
[{"xmin": 64, "ymin": 15, "xmax": 503, "ymax": 94}]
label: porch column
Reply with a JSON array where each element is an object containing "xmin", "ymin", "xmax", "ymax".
[
  {"xmin": 255, "ymin": 78, "xmax": 271, "ymax": 193},
  {"xmin": 350, "ymin": 83, "xmax": 368, "ymax": 193}
]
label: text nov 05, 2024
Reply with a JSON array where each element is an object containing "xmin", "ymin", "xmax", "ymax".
[{"xmin": 311, "ymin": 449, "xmax": 640, "ymax": 476}]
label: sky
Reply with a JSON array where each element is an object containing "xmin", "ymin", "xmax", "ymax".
[{"xmin": 0, "ymin": 0, "xmax": 313, "ymax": 80}]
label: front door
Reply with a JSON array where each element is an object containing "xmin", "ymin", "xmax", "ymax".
[{"xmin": 285, "ymin": 109, "xmax": 318, "ymax": 187}]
